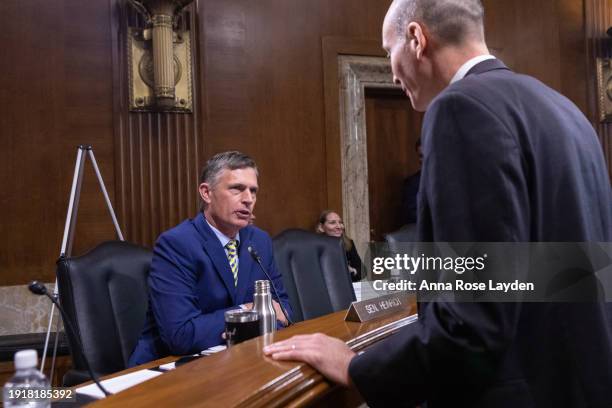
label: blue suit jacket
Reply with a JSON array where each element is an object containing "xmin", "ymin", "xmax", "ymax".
[
  {"xmin": 128, "ymin": 213, "xmax": 292, "ymax": 366},
  {"xmin": 349, "ymin": 60, "xmax": 612, "ymax": 407}
]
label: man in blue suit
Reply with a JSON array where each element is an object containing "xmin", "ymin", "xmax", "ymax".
[
  {"xmin": 265, "ymin": 0, "xmax": 612, "ymax": 407},
  {"xmin": 129, "ymin": 151, "xmax": 291, "ymax": 366}
]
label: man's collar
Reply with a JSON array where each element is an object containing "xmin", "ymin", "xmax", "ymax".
[
  {"xmin": 450, "ymin": 54, "xmax": 496, "ymax": 84},
  {"xmin": 205, "ymin": 217, "xmax": 240, "ymax": 248}
]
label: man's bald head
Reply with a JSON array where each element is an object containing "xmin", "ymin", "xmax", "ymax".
[{"xmin": 388, "ymin": 0, "xmax": 485, "ymax": 46}]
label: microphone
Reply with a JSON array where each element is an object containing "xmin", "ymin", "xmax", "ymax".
[
  {"xmin": 28, "ymin": 281, "xmax": 111, "ymax": 396},
  {"xmin": 247, "ymin": 246, "xmax": 293, "ymax": 326},
  {"xmin": 28, "ymin": 281, "xmax": 48, "ymax": 295}
]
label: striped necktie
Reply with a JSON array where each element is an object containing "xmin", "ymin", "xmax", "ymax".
[{"xmin": 226, "ymin": 239, "xmax": 238, "ymax": 286}]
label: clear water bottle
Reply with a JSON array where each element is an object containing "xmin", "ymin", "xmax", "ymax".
[
  {"xmin": 253, "ymin": 280, "xmax": 276, "ymax": 334},
  {"xmin": 3, "ymin": 349, "xmax": 50, "ymax": 407}
]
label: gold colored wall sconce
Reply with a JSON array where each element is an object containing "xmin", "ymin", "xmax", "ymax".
[
  {"xmin": 596, "ymin": 27, "xmax": 612, "ymax": 123},
  {"xmin": 597, "ymin": 57, "xmax": 612, "ymax": 122},
  {"xmin": 127, "ymin": 0, "xmax": 194, "ymax": 112}
]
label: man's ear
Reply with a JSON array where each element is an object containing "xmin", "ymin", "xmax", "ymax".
[
  {"xmin": 199, "ymin": 182, "xmax": 212, "ymax": 205},
  {"xmin": 407, "ymin": 22, "xmax": 427, "ymax": 60}
]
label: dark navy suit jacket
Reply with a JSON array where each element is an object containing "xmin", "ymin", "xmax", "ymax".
[
  {"xmin": 401, "ymin": 170, "xmax": 421, "ymax": 224},
  {"xmin": 349, "ymin": 60, "xmax": 612, "ymax": 407},
  {"xmin": 128, "ymin": 213, "xmax": 292, "ymax": 366}
]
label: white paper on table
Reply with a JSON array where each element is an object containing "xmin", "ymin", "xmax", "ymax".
[
  {"xmin": 76, "ymin": 369, "xmax": 163, "ymax": 400},
  {"xmin": 353, "ymin": 282, "xmax": 362, "ymax": 302},
  {"xmin": 354, "ymin": 281, "xmax": 386, "ymax": 301},
  {"xmin": 201, "ymin": 345, "xmax": 226, "ymax": 355},
  {"xmin": 158, "ymin": 361, "xmax": 177, "ymax": 371}
]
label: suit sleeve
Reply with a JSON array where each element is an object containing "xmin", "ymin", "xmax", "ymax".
[
  {"xmin": 149, "ymin": 234, "xmax": 232, "ymax": 355},
  {"xmin": 349, "ymin": 91, "xmax": 528, "ymax": 406},
  {"xmin": 401, "ymin": 173, "xmax": 420, "ymax": 224}
]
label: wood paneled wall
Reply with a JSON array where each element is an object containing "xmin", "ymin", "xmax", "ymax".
[
  {"xmin": 483, "ymin": 0, "xmax": 588, "ymax": 114},
  {"xmin": 0, "ymin": 0, "xmax": 609, "ymax": 287},
  {"xmin": 0, "ymin": 0, "xmax": 118, "ymax": 286}
]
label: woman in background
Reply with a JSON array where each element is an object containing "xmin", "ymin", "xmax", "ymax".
[{"xmin": 316, "ymin": 210, "xmax": 362, "ymax": 282}]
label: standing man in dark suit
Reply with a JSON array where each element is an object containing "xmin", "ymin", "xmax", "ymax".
[
  {"xmin": 264, "ymin": 0, "xmax": 612, "ymax": 406},
  {"xmin": 129, "ymin": 151, "xmax": 291, "ymax": 366}
]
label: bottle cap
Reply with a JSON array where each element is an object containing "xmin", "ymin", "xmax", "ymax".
[
  {"xmin": 14, "ymin": 349, "xmax": 38, "ymax": 370},
  {"xmin": 255, "ymin": 280, "xmax": 270, "ymax": 294}
]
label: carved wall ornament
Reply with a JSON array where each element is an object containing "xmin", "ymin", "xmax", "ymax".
[
  {"xmin": 596, "ymin": 58, "xmax": 612, "ymax": 122},
  {"xmin": 127, "ymin": 0, "xmax": 194, "ymax": 112}
]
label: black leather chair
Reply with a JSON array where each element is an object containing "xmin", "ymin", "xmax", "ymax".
[
  {"xmin": 384, "ymin": 223, "xmax": 418, "ymax": 244},
  {"xmin": 273, "ymin": 229, "xmax": 356, "ymax": 322},
  {"xmin": 380, "ymin": 224, "xmax": 419, "ymax": 281},
  {"xmin": 56, "ymin": 241, "xmax": 152, "ymax": 386}
]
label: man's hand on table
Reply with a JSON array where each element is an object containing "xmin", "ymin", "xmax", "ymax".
[
  {"xmin": 263, "ymin": 333, "xmax": 356, "ymax": 386},
  {"xmin": 272, "ymin": 300, "xmax": 289, "ymax": 327}
]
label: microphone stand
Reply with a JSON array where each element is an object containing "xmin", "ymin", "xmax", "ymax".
[
  {"xmin": 29, "ymin": 282, "xmax": 110, "ymax": 396},
  {"xmin": 247, "ymin": 246, "xmax": 293, "ymax": 326}
]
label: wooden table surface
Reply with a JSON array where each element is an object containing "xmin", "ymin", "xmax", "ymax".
[{"xmin": 89, "ymin": 302, "xmax": 417, "ymax": 407}]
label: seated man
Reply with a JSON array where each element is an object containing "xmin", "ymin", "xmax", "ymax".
[{"xmin": 129, "ymin": 151, "xmax": 292, "ymax": 366}]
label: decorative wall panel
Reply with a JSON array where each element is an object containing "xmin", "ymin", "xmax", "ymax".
[
  {"xmin": 110, "ymin": 0, "xmax": 203, "ymax": 247},
  {"xmin": 585, "ymin": 0, "xmax": 612, "ymax": 180}
]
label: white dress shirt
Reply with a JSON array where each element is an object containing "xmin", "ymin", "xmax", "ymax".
[
  {"xmin": 450, "ymin": 54, "xmax": 496, "ymax": 84},
  {"xmin": 206, "ymin": 217, "xmax": 241, "ymax": 270}
]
